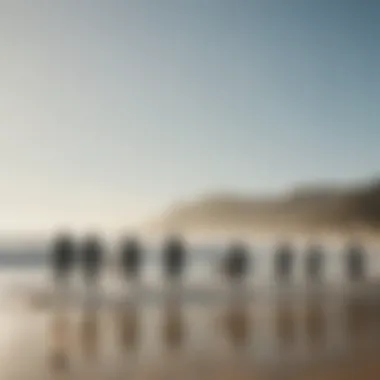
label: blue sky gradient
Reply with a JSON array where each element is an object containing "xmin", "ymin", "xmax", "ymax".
[{"xmin": 0, "ymin": 0, "xmax": 379, "ymax": 230}]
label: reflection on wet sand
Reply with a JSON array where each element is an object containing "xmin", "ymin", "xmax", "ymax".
[
  {"xmin": 162, "ymin": 298, "xmax": 185, "ymax": 351},
  {"xmin": 48, "ymin": 309, "xmax": 71, "ymax": 374},
  {"xmin": 345, "ymin": 297, "xmax": 375, "ymax": 346},
  {"xmin": 41, "ymin": 284, "xmax": 380, "ymax": 379},
  {"xmin": 371, "ymin": 301, "xmax": 380, "ymax": 331},
  {"xmin": 221, "ymin": 302, "xmax": 250, "ymax": 350},
  {"xmin": 80, "ymin": 307, "xmax": 100, "ymax": 360},
  {"xmin": 117, "ymin": 301, "xmax": 140, "ymax": 351},
  {"xmin": 275, "ymin": 300, "xmax": 296, "ymax": 349},
  {"xmin": 304, "ymin": 298, "xmax": 326, "ymax": 349}
]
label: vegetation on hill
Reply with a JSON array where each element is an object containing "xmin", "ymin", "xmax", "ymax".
[{"xmin": 150, "ymin": 179, "xmax": 380, "ymax": 234}]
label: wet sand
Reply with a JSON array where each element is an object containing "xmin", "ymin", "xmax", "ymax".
[{"xmin": 0, "ymin": 282, "xmax": 379, "ymax": 380}]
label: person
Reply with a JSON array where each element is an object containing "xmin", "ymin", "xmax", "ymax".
[
  {"xmin": 305, "ymin": 243, "xmax": 324, "ymax": 282},
  {"xmin": 51, "ymin": 233, "xmax": 75, "ymax": 283},
  {"xmin": 163, "ymin": 235, "xmax": 186, "ymax": 281},
  {"xmin": 120, "ymin": 236, "xmax": 142, "ymax": 281},
  {"xmin": 224, "ymin": 242, "xmax": 249, "ymax": 281},
  {"xmin": 81, "ymin": 235, "xmax": 103, "ymax": 285},
  {"xmin": 345, "ymin": 242, "xmax": 366, "ymax": 282},
  {"xmin": 274, "ymin": 242, "xmax": 294, "ymax": 283}
]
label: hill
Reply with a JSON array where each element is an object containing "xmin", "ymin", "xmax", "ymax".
[{"xmin": 148, "ymin": 179, "xmax": 380, "ymax": 236}]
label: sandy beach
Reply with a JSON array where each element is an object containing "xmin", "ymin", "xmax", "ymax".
[{"xmin": 0, "ymin": 281, "xmax": 379, "ymax": 380}]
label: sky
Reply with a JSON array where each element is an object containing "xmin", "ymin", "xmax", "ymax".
[{"xmin": 0, "ymin": 0, "xmax": 379, "ymax": 232}]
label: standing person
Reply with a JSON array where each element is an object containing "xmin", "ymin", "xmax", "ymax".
[
  {"xmin": 81, "ymin": 234, "xmax": 103, "ymax": 288},
  {"xmin": 224, "ymin": 242, "xmax": 250, "ymax": 282},
  {"xmin": 120, "ymin": 236, "xmax": 142, "ymax": 282},
  {"xmin": 274, "ymin": 242, "xmax": 294, "ymax": 284},
  {"xmin": 305, "ymin": 243, "xmax": 324, "ymax": 283},
  {"xmin": 345, "ymin": 242, "xmax": 366, "ymax": 282},
  {"xmin": 163, "ymin": 235, "xmax": 186, "ymax": 287},
  {"xmin": 51, "ymin": 233, "xmax": 75, "ymax": 287}
]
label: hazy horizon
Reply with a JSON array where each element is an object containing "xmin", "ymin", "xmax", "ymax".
[{"xmin": 1, "ymin": 1, "xmax": 379, "ymax": 232}]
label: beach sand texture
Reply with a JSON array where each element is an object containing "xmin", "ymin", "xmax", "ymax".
[{"xmin": 0, "ymin": 283, "xmax": 379, "ymax": 380}]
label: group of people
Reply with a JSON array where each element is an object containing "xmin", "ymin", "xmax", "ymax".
[
  {"xmin": 223, "ymin": 242, "xmax": 366, "ymax": 282},
  {"xmin": 51, "ymin": 234, "xmax": 367, "ymax": 284},
  {"xmin": 51, "ymin": 234, "xmax": 187, "ymax": 284}
]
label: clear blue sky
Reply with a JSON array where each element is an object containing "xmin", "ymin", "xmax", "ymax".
[{"xmin": 0, "ymin": 0, "xmax": 379, "ymax": 231}]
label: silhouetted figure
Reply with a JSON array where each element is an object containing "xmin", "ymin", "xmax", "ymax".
[
  {"xmin": 81, "ymin": 235, "xmax": 103, "ymax": 286},
  {"xmin": 163, "ymin": 235, "xmax": 186, "ymax": 281},
  {"xmin": 224, "ymin": 242, "xmax": 250, "ymax": 281},
  {"xmin": 274, "ymin": 242, "xmax": 294, "ymax": 283},
  {"xmin": 345, "ymin": 243, "xmax": 366, "ymax": 282},
  {"xmin": 51, "ymin": 233, "xmax": 75, "ymax": 284},
  {"xmin": 120, "ymin": 236, "xmax": 142, "ymax": 281},
  {"xmin": 305, "ymin": 244, "xmax": 324, "ymax": 282}
]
